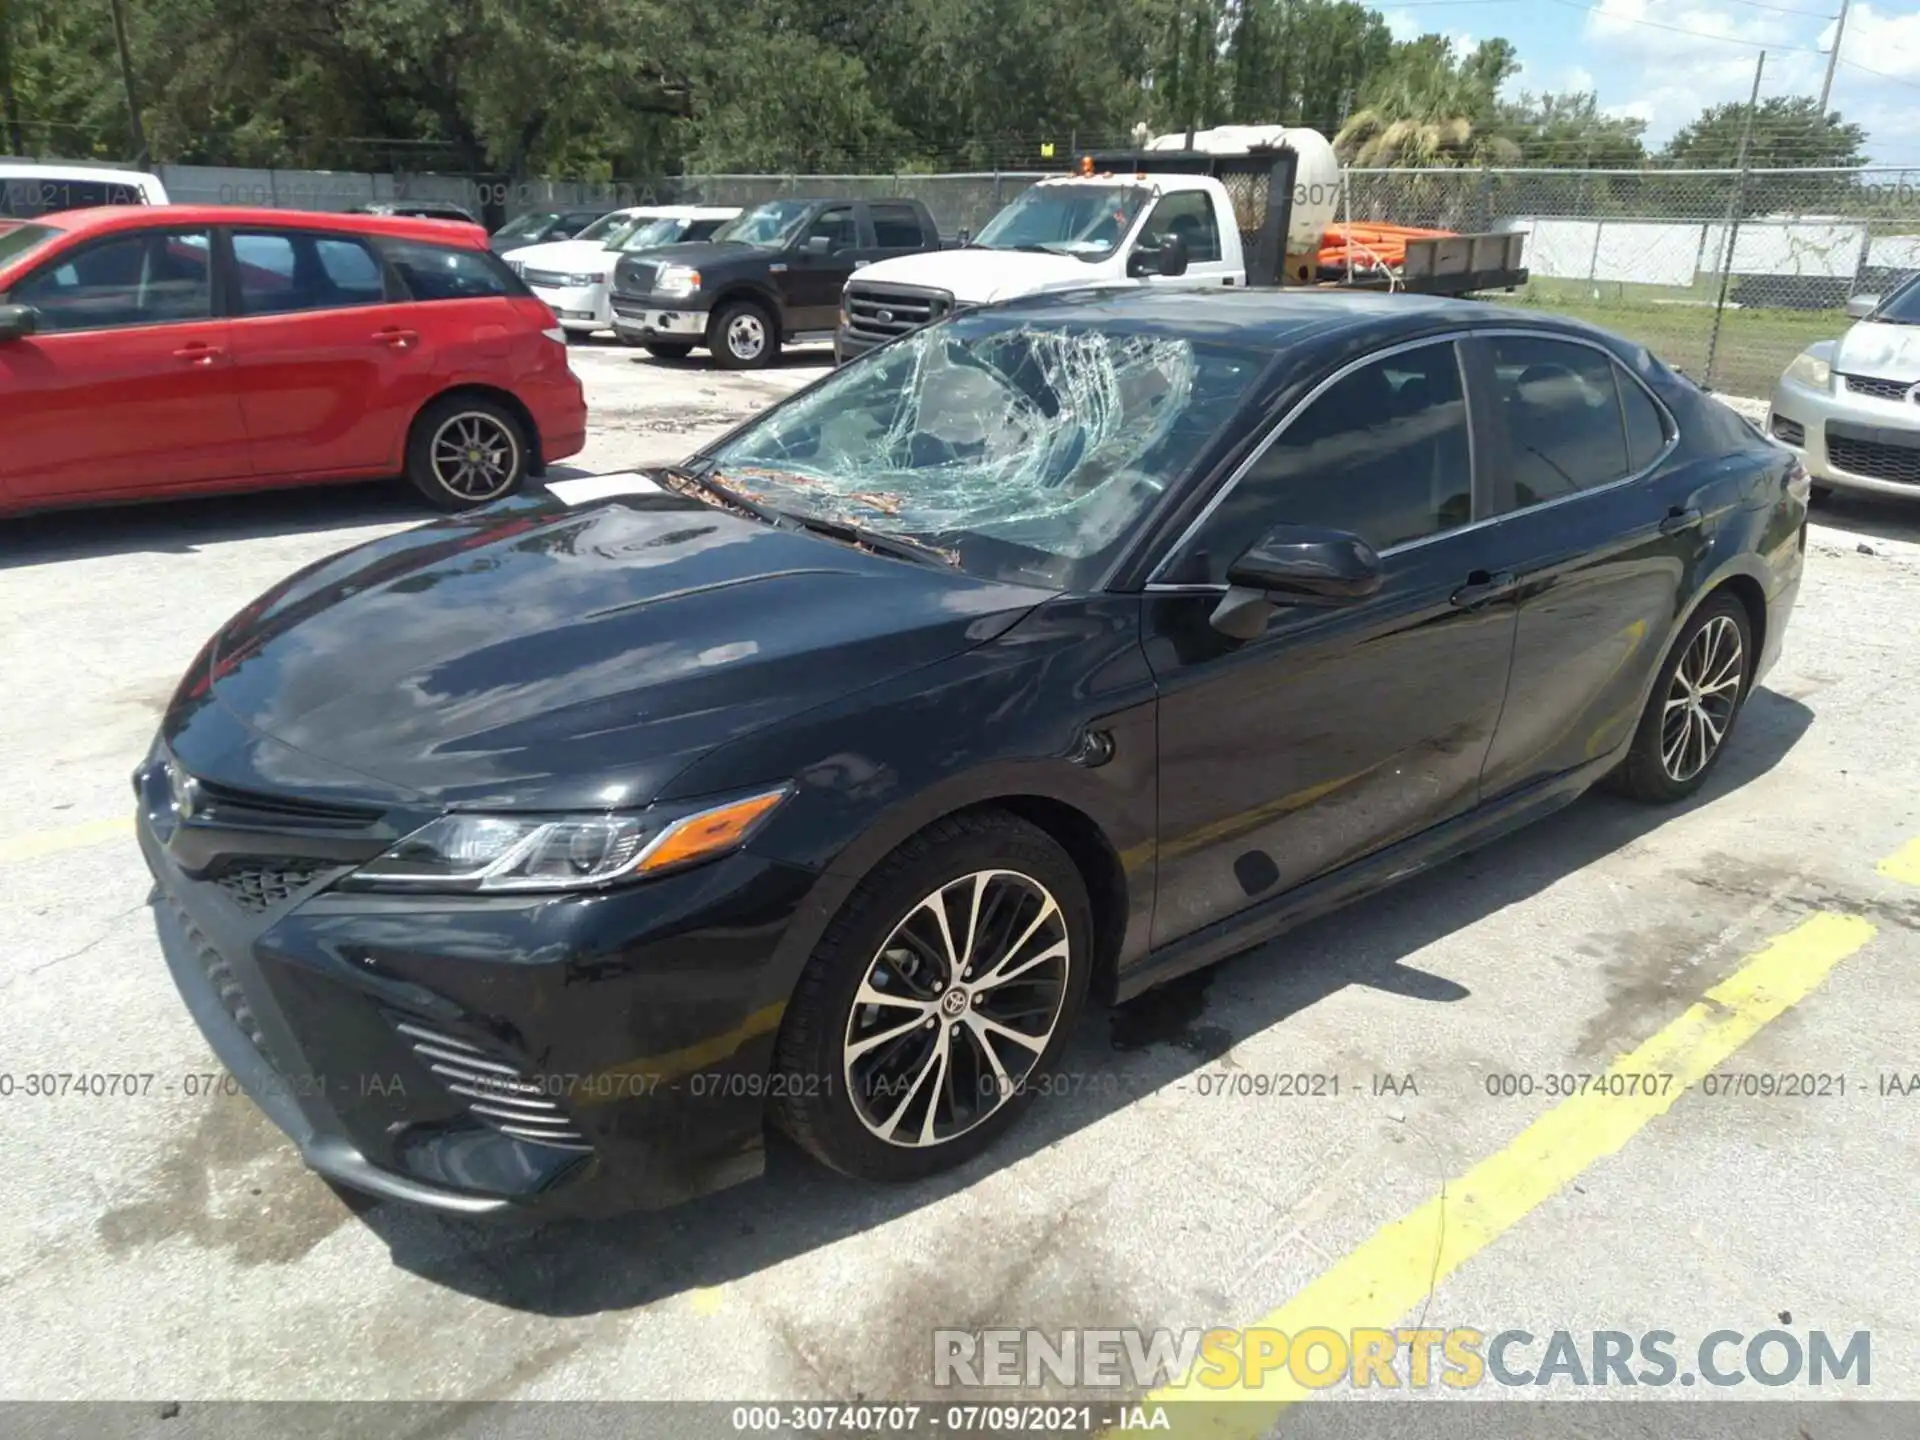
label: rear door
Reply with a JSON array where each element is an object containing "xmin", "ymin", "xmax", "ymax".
[
  {"xmin": 856, "ymin": 202, "xmax": 938, "ymax": 269},
  {"xmin": 1469, "ymin": 330, "xmax": 1713, "ymax": 798},
  {"xmin": 0, "ymin": 224, "xmax": 249, "ymax": 503},
  {"xmin": 223, "ymin": 227, "xmax": 432, "ymax": 478}
]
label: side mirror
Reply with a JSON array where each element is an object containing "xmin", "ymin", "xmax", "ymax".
[
  {"xmin": 1126, "ymin": 234, "xmax": 1191, "ymax": 279},
  {"xmin": 1845, "ymin": 293, "xmax": 1880, "ymax": 320},
  {"xmin": 802, "ymin": 234, "xmax": 833, "ymax": 257},
  {"xmin": 0, "ymin": 303, "xmax": 38, "ymax": 342},
  {"xmin": 1158, "ymin": 234, "xmax": 1190, "ymax": 277},
  {"xmin": 1209, "ymin": 524, "xmax": 1383, "ymax": 640}
]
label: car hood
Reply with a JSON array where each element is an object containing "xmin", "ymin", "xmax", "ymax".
[
  {"xmin": 632, "ymin": 240, "xmax": 777, "ymax": 271},
  {"xmin": 190, "ymin": 481, "xmax": 1049, "ymax": 810},
  {"xmin": 506, "ymin": 238, "xmax": 622, "ymax": 276},
  {"xmin": 1834, "ymin": 319, "xmax": 1920, "ymax": 382},
  {"xmin": 854, "ymin": 249, "xmax": 1119, "ymax": 305}
]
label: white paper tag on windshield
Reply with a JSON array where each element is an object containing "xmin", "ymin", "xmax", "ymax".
[{"xmin": 545, "ymin": 472, "xmax": 665, "ymax": 506}]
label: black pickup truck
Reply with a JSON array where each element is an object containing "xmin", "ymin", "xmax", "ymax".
[{"xmin": 610, "ymin": 196, "xmax": 947, "ymax": 368}]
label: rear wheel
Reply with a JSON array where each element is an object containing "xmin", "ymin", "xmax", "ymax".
[
  {"xmin": 709, "ymin": 299, "xmax": 777, "ymax": 370},
  {"xmin": 643, "ymin": 341, "xmax": 695, "ymax": 360},
  {"xmin": 771, "ymin": 811, "xmax": 1091, "ymax": 1182},
  {"xmin": 404, "ymin": 395, "xmax": 529, "ymax": 511},
  {"xmin": 1604, "ymin": 593, "xmax": 1753, "ymax": 803}
]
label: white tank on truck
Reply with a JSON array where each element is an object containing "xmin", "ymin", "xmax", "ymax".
[{"xmin": 1143, "ymin": 125, "xmax": 1342, "ymax": 259}]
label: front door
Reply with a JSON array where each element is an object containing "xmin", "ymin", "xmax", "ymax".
[
  {"xmin": 1130, "ymin": 190, "xmax": 1239, "ymax": 290},
  {"xmin": 778, "ymin": 205, "xmax": 860, "ymax": 333},
  {"xmin": 0, "ymin": 225, "xmax": 249, "ymax": 503},
  {"xmin": 1142, "ymin": 336, "xmax": 1520, "ymax": 947}
]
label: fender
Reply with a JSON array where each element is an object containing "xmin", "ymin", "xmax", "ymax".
[
  {"xmin": 1624, "ymin": 544, "xmax": 1775, "ymax": 728},
  {"xmin": 707, "ymin": 279, "xmax": 786, "ymax": 325}
]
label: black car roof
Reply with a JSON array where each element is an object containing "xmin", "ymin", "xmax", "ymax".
[{"xmin": 975, "ymin": 286, "xmax": 1621, "ymax": 354}]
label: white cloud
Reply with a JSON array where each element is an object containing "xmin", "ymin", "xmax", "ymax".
[
  {"xmin": 1839, "ymin": 3, "xmax": 1920, "ymax": 80},
  {"xmin": 1381, "ymin": 9, "xmax": 1422, "ymax": 44}
]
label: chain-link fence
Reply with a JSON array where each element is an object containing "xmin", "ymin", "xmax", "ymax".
[
  {"xmin": 21, "ymin": 151, "xmax": 1920, "ymax": 399},
  {"xmin": 1347, "ymin": 166, "xmax": 1920, "ymax": 399}
]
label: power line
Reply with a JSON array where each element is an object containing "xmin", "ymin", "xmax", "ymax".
[
  {"xmin": 1837, "ymin": 54, "xmax": 1920, "ymax": 93},
  {"xmin": 1717, "ymin": 0, "xmax": 1839, "ymax": 17}
]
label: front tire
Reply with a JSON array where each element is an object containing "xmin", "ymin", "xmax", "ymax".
[
  {"xmin": 771, "ymin": 811, "xmax": 1092, "ymax": 1182},
  {"xmin": 709, "ymin": 299, "xmax": 778, "ymax": 370},
  {"xmin": 1604, "ymin": 593, "xmax": 1753, "ymax": 803},
  {"xmin": 404, "ymin": 395, "xmax": 530, "ymax": 511}
]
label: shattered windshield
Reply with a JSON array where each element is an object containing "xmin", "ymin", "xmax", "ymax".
[
  {"xmin": 973, "ymin": 184, "xmax": 1150, "ymax": 260},
  {"xmin": 697, "ymin": 313, "xmax": 1267, "ymax": 590}
]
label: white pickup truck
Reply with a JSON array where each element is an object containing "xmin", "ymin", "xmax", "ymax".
[{"xmin": 835, "ymin": 126, "xmax": 1527, "ymax": 362}]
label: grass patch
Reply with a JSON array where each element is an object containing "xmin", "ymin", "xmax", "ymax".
[{"xmin": 1487, "ymin": 291, "xmax": 1842, "ymax": 399}]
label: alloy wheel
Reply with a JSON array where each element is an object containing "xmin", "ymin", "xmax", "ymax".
[
  {"xmin": 1660, "ymin": 614, "xmax": 1744, "ymax": 783},
  {"xmin": 842, "ymin": 869, "xmax": 1072, "ymax": 1148},
  {"xmin": 429, "ymin": 412, "xmax": 520, "ymax": 502},
  {"xmin": 725, "ymin": 312, "xmax": 767, "ymax": 362}
]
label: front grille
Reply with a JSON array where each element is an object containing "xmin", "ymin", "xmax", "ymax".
[
  {"xmin": 165, "ymin": 894, "xmax": 283, "ymax": 1071},
  {"xmin": 520, "ymin": 268, "xmax": 571, "ymax": 289},
  {"xmin": 611, "ymin": 298, "xmax": 650, "ymax": 319},
  {"xmin": 615, "ymin": 259, "xmax": 659, "ymax": 297},
  {"xmin": 1841, "ymin": 374, "xmax": 1914, "ymax": 402},
  {"xmin": 394, "ymin": 1021, "xmax": 592, "ymax": 1151},
  {"xmin": 843, "ymin": 283, "xmax": 953, "ymax": 344},
  {"xmin": 1827, "ymin": 428, "xmax": 1920, "ymax": 486},
  {"xmin": 1770, "ymin": 414, "xmax": 1806, "ymax": 446},
  {"xmin": 213, "ymin": 861, "xmax": 329, "ymax": 914}
]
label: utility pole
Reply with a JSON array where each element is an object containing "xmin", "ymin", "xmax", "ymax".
[
  {"xmin": 1704, "ymin": 50, "xmax": 1765, "ymax": 390},
  {"xmin": 107, "ymin": 0, "xmax": 147, "ymax": 165},
  {"xmin": 1818, "ymin": 0, "xmax": 1851, "ymax": 118}
]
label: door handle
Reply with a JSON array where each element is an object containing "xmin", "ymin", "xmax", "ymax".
[
  {"xmin": 375, "ymin": 327, "xmax": 419, "ymax": 349},
  {"xmin": 173, "ymin": 342, "xmax": 221, "ymax": 364},
  {"xmin": 1449, "ymin": 569, "xmax": 1518, "ymax": 609},
  {"xmin": 1659, "ymin": 505, "xmax": 1704, "ymax": 535}
]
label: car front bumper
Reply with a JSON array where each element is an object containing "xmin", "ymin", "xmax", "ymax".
[
  {"xmin": 610, "ymin": 295, "xmax": 709, "ymax": 343},
  {"xmin": 1768, "ymin": 370, "xmax": 1920, "ymax": 499},
  {"xmin": 528, "ymin": 280, "xmax": 612, "ymax": 331},
  {"xmin": 133, "ymin": 751, "xmax": 821, "ymax": 1219}
]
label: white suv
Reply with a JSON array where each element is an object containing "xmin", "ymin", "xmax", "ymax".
[{"xmin": 0, "ymin": 163, "xmax": 168, "ymax": 218}]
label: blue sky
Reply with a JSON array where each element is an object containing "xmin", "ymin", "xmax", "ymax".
[{"xmin": 1378, "ymin": 0, "xmax": 1920, "ymax": 165}]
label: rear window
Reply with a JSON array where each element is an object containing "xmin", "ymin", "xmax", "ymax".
[
  {"xmin": 2, "ymin": 175, "xmax": 148, "ymax": 218},
  {"xmin": 0, "ymin": 221, "xmax": 62, "ymax": 270},
  {"xmin": 871, "ymin": 203, "xmax": 928, "ymax": 247},
  {"xmin": 377, "ymin": 239, "xmax": 530, "ymax": 301}
]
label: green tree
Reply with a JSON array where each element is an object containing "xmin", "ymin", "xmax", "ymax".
[
  {"xmin": 1497, "ymin": 91, "xmax": 1647, "ymax": 169},
  {"xmin": 1335, "ymin": 34, "xmax": 1521, "ymax": 167},
  {"xmin": 1223, "ymin": 0, "xmax": 1392, "ymax": 130},
  {"xmin": 1661, "ymin": 95, "xmax": 1868, "ymax": 217}
]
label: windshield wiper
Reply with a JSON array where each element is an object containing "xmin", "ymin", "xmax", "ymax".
[
  {"xmin": 779, "ymin": 512, "xmax": 960, "ymax": 569},
  {"xmin": 661, "ymin": 463, "xmax": 786, "ymax": 527}
]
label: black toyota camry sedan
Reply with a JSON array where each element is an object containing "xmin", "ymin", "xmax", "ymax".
[{"xmin": 135, "ymin": 288, "xmax": 1808, "ymax": 1218}]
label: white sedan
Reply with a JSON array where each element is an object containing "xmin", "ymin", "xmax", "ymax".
[{"xmin": 506, "ymin": 206, "xmax": 740, "ymax": 336}]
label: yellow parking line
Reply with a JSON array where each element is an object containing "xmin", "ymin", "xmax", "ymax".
[
  {"xmin": 1143, "ymin": 908, "xmax": 1877, "ymax": 1436},
  {"xmin": 1876, "ymin": 836, "xmax": 1920, "ymax": 887},
  {"xmin": 0, "ymin": 816, "xmax": 133, "ymax": 865}
]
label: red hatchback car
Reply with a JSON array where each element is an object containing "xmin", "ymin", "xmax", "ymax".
[{"xmin": 0, "ymin": 205, "xmax": 587, "ymax": 516}]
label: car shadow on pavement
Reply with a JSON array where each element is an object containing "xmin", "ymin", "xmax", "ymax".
[
  {"xmin": 354, "ymin": 685, "xmax": 1817, "ymax": 1315},
  {"xmin": 1809, "ymin": 492, "xmax": 1920, "ymax": 548},
  {"xmin": 0, "ymin": 482, "xmax": 426, "ymax": 571}
]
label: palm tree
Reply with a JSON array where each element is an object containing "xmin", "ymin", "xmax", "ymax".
[{"xmin": 1334, "ymin": 37, "xmax": 1521, "ymax": 168}]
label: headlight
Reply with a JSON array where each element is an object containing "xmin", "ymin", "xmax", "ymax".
[
  {"xmin": 562, "ymin": 272, "xmax": 602, "ymax": 287},
  {"xmin": 344, "ymin": 786, "xmax": 789, "ymax": 894},
  {"xmin": 655, "ymin": 264, "xmax": 700, "ymax": 298},
  {"xmin": 1785, "ymin": 350, "xmax": 1831, "ymax": 388}
]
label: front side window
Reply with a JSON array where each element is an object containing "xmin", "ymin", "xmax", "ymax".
[
  {"xmin": 805, "ymin": 206, "xmax": 857, "ymax": 253},
  {"xmin": 973, "ymin": 183, "xmax": 1150, "ymax": 261},
  {"xmin": 1136, "ymin": 191, "xmax": 1222, "ymax": 264},
  {"xmin": 11, "ymin": 228, "xmax": 212, "ymax": 332},
  {"xmin": 379, "ymin": 240, "xmax": 524, "ymax": 301},
  {"xmin": 232, "ymin": 231, "xmax": 387, "ymax": 315},
  {"xmin": 1167, "ymin": 341, "xmax": 1473, "ymax": 582},
  {"xmin": 713, "ymin": 201, "xmax": 813, "ymax": 249},
  {"xmin": 1492, "ymin": 335, "xmax": 1651, "ymax": 507},
  {"xmin": 701, "ymin": 316, "xmax": 1268, "ymax": 590}
]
